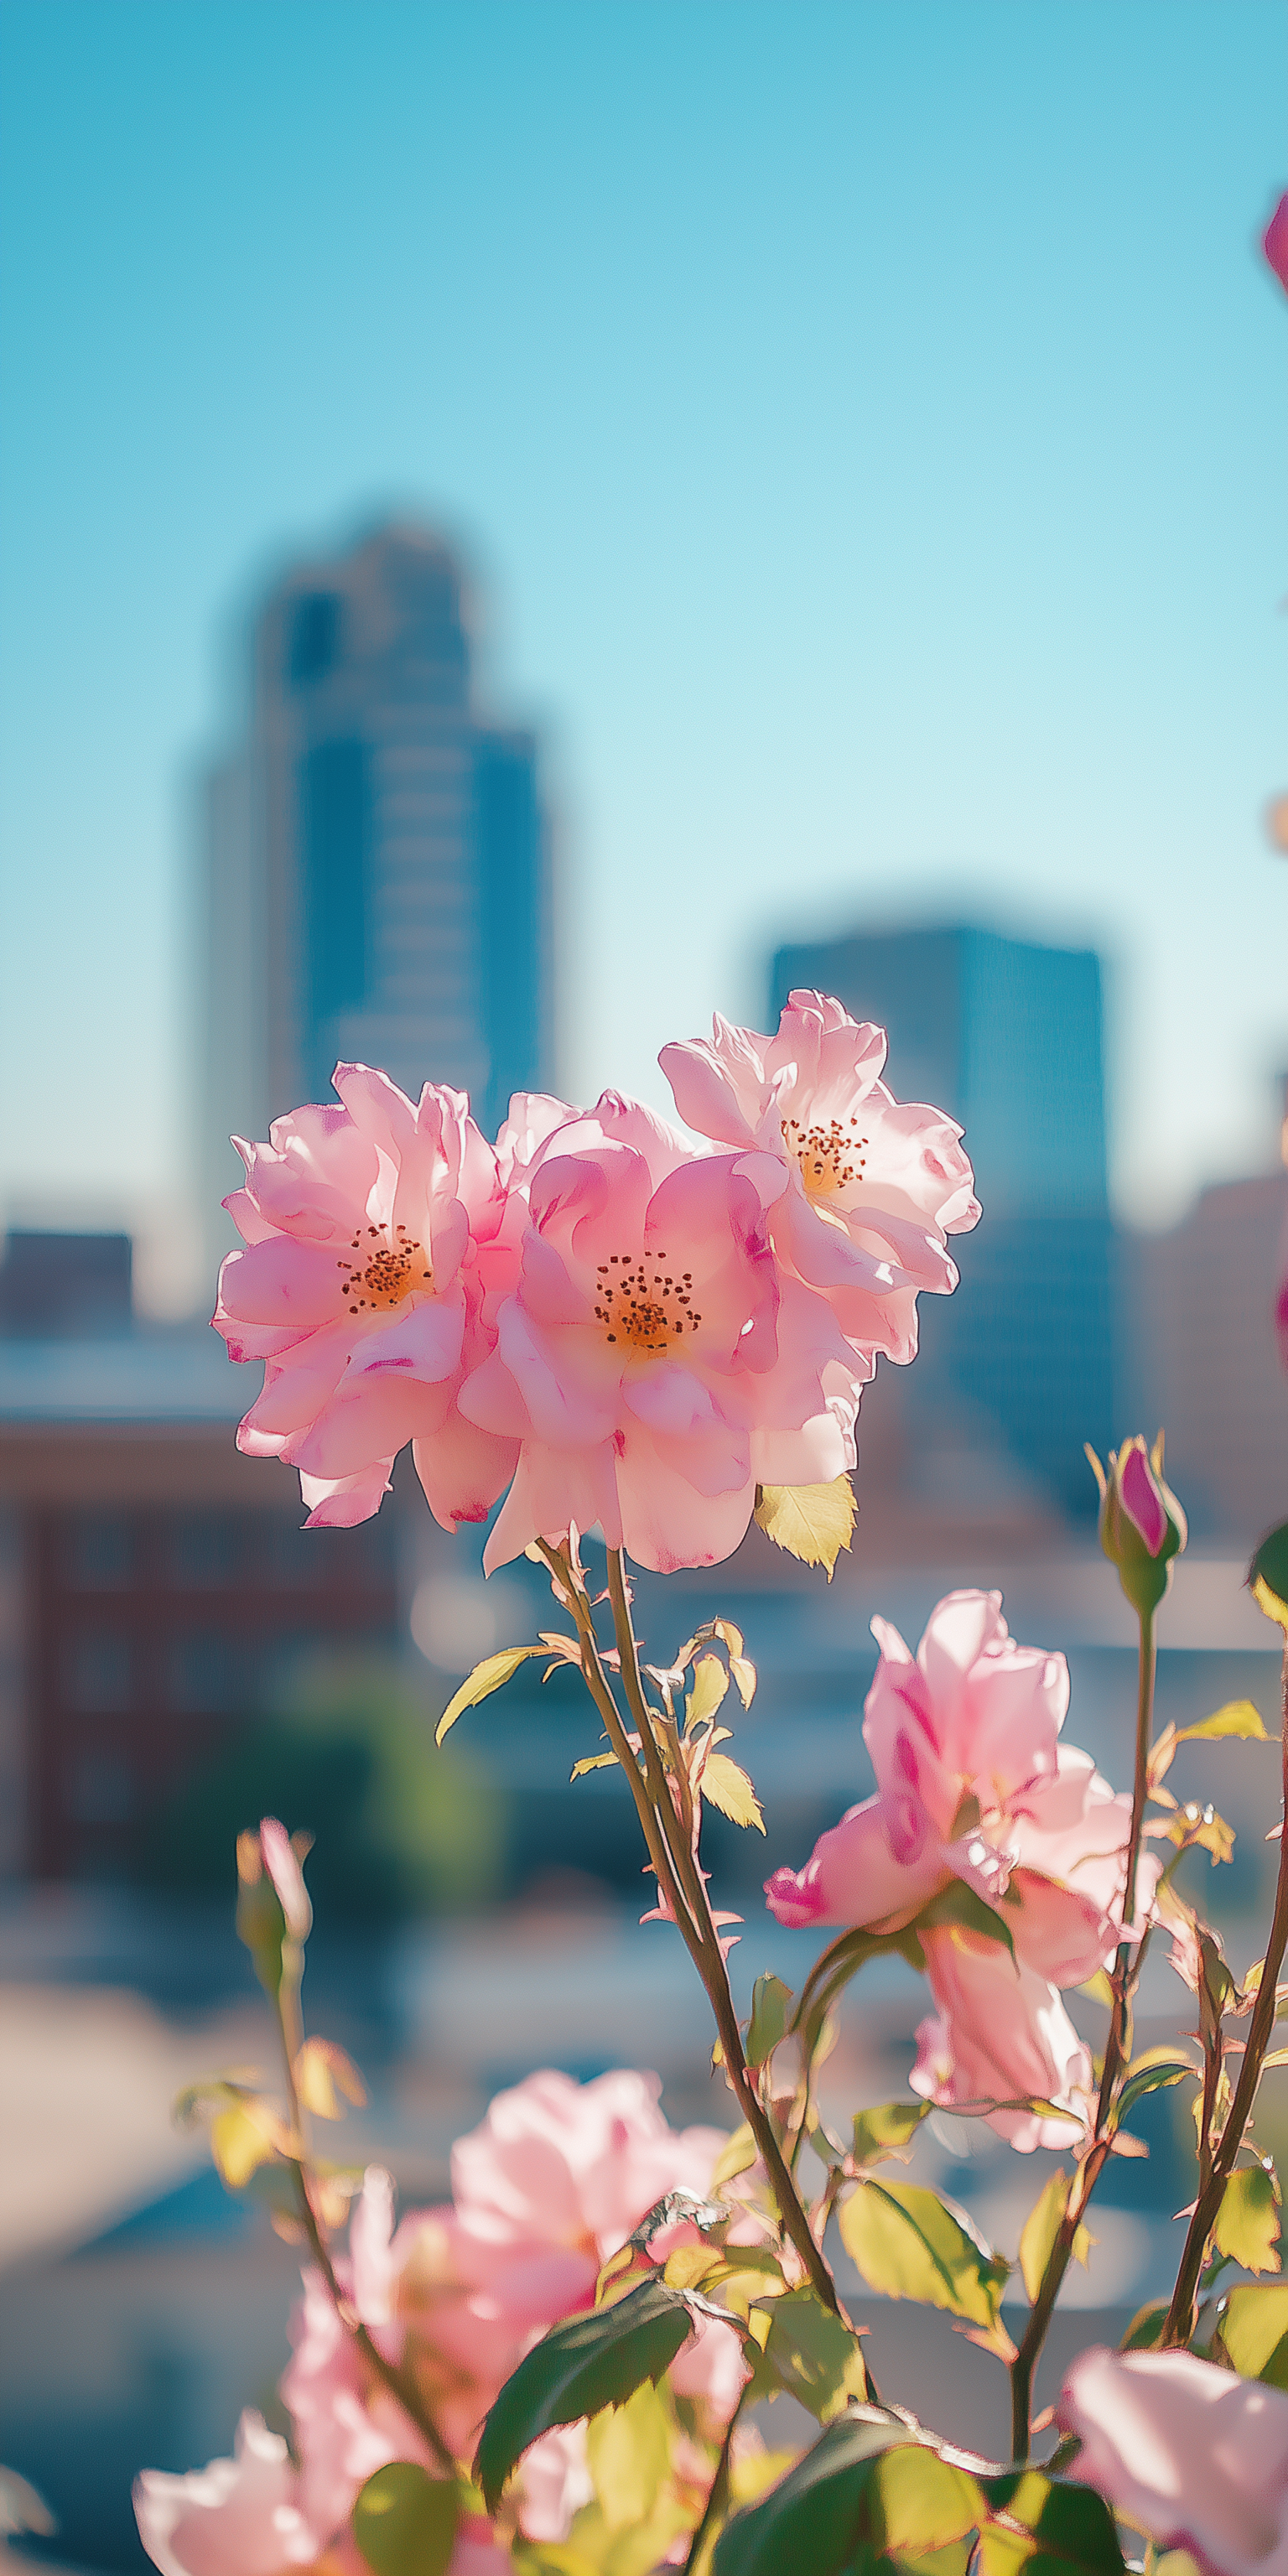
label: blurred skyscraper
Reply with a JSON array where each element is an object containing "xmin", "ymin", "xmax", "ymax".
[
  {"xmin": 770, "ymin": 926, "xmax": 1114, "ymax": 1518},
  {"xmin": 200, "ymin": 521, "xmax": 553, "ymax": 1261}
]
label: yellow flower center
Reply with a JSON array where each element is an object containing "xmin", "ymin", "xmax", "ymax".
[
  {"xmin": 336, "ymin": 1223, "xmax": 433, "ymax": 1315},
  {"xmin": 593, "ymin": 1252, "xmax": 702, "ymax": 1354},
  {"xmin": 782, "ymin": 1114, "xmax": 869, "ymax": 1202}
]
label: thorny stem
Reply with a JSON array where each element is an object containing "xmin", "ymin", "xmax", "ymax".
[
  {"xmin": 602, "ymin": 1548, "xmax": 848, "ymax": 2325},
  {"xmin": 1009, "ymin": 1603, "xmax": 1157, "ymax": 2463},
  {"xmin": 273, "ymin": 1958, "xmax": 456, "ymax": 2477},
  {"xmin": 1162, "ymin": 1631, "xmax": 1288, "ymax": 2348}
]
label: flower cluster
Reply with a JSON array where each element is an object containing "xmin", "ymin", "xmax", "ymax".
[
  {"xmin": 766, "ymin": 1589, "xmax": 1161, "ymax": 2148},
  {"xmin": 134, "ymin": 2070, "xmax": 746, "ymax": 2574},
  {"xmin": 212, "ymin": 994, "xmax": 978, "ymax": 1572}
]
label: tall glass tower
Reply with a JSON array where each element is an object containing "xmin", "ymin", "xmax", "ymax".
[
  {"xmin": 771, "ymin": 925, "xmax": 1115, "ymax": 1517},
  {"xmin": 200, "ymin": 521, "xmax": 553, "ymax": 1261}
]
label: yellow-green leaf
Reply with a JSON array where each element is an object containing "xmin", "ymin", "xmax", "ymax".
[
  {"xmin": 851, "ymin": 2101, "xmax": 932, "ymax": 2168},
  {"xmin": 709, "ymin": 2124, "xmax": 756, "ymax": 2191},
  {"xmin": 1176, "ymin": 1701, "xmax": 1269, "ymax": 1745},
  {"xmin": 294, "ymin": 2038, "xmax": 367, "ymax": 2121},
  {"xmin": 1218, "ymin": 2283, "xmax": 1288, "ymax": 2385},
  {"xmin": 570, "ymin": 1751, "xmax": 619, "ymax": 1780},
  {"xmin": 1214, "ymin": 2163, "xmax": 1282, "ymax": 2276},
  {"xmin": 687, "ymin": 1654, "xmax": 730, "ymax": 1728},
  {"xmin": 1168, "ymin": 1802, "xmax": 1236, "ymax": 1865},
  {"xmin": 754, "ymin": 1474, "xmax": 855, "ymax": 1576},
  {"xmin": 729, "ymin": 1655, "xmax": 757, "ymax": 1708},
  {"xmin": 867, "ymin": 2444, "xmax": 985, "ymax": 2552},
  {"xmin": 1018, "ymin": 2171, "xmax": 1093, "ymax": 2303},
  {"xmin": 210, "ymin": 2101, "xmax": 283, "ymax": 2189},
  {"xmin": 436, "ymin": 1645, "xmax": 543, "ymax": 1744},
  {"xmin": 839, "ymin": 2178, "xmax": 1009, "ymax": 2327},
  {"xmin": 584, "ymin": 2380, "xmax": 671, "ymax": 2533},
  {"xmin": 1079, "ymin": 1968, "xmax": 1115, "ymax": 2009},
  {"xmin": 700, "ymin": 1752, "xmax": 765, "ymax": 1833},
  {"xmin": 756, "ymin": 2283, "xmax": 870, "ymax": 2418}
]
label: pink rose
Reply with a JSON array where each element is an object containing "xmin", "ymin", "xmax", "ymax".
[
  {"xmin": 213, "ymin": 1066, "xmax": 517, "ymax": 1531},
  {"xmin": 133, "ymin": 2412, "xmax": 327, "ymax": 2575},
  {"xmin": 459, "ymin": 1092, "xmax": 859, "ymax": 1573},
  {"xmin": 766, "ymin": 1591, "xmax": 1155, "ymax": 2143},
  {"xmin": 1057, "ymin": 2346, "xmax": 1288, "ymax": 2576},
  {"xmin": 281, "ymin": 2075, "xmax": 747, "ymax": 2555},
  {"xmin": 911, "ymin": 1933, "xmax": 1093, "ymax": 2151},
  {"xmin": 660, "ymin": 990, "xmax": 979, "ymax": 1368}
]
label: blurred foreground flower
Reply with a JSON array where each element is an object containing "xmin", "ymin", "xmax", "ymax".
[
  {"xmin": 1057, "ymin": 2345, "xmax": 1288, "ymax": 2576},
  {"xmin": 1265, "ymin": 190, "xmax": 1288, "ymax": 293},
  {"xmin": 137, "ymin": 2070, "xmax": 747, "ymax": 2573}
]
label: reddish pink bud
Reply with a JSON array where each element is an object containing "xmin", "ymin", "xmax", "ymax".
[
  {"xmin": 1119, "ymin": 1439, "xmax": 1168, "ymax": 1555},
  {"xmin": 1265, "ymin": 190, "xmax": 1288, "ymax": 294}
]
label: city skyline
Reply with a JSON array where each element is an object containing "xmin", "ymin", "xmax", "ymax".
[{"xmin": 2, "ymin": 5, "xmax": 1285, "ymax": 1306}]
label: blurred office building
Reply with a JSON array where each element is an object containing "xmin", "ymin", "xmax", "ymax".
[
  {"xmin": 768, "ymin": 926, "xmax": 1288, "ymax": 1542},
  {"xmin": 0, "ymin": 1230, "xmax": 402, "ymax": 1882},
  {"xmin": 200, "ymin": 518, "xmax": 555, "ymax": 1265},
  {"xmin": 1124, "ymin": 1157, "xmax": 1288, "ymax": 1543},
  {"xmin": 771, "ymin": 925, "xmax": 1115, "ymax": 1519}
]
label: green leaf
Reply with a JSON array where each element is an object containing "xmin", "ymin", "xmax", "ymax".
[
  {"xmin": 839, "ymin": 2178, "xmax": 1009, "ymax": 2327},
  {"xmin": 916, "ymin": 1876, "xmax": 1016, "ymax": 1964},
  {"xmin": 475, "ymin": 2277, "xmax": 693, "ymax": 2512},
  {"xmin": 746, "ymin": 1974, "xmax": 794, "ymax": 2068},
  {"xmin": 1115, "ymin": 2058, "xmax": 1192, "ymax": 2121},
  {"xmin": 977, "ymin": 2471, "xmax": 1126, "ymax": 2576},
  {"xmin": 851, "ymin": 2101, "xmax": 932, "ymax": 2168},
  {"xmin": 756, "ymin": 2283, "xmax": 870, "ymax": 2419},
  {"xmin": 700, "ymin": 1751, "xmax": 765, "ymax": 1832},
  {"xmin": 584, "ymin": 2379, "xmax": 671, "ymax": 2532},
  {"xmin": 1213, "ymin": 2163, "xmax": 1282, "ymax": 2275},
  {"xmin": 712, "ymin": 2422, "xmax": 981, "ymax": 2576},
  {"xmin": 1249, "ymin": 1521, "xmax": 1288, "ymax": 1632},
  {"xmin": 1218, "ymin": 2282, "xmax": 1288, "ymax": 2385},
  {"xmin": 1018, "ymin": 2172, "xmax": 1092, "ymax": 2305},
  {"xmin": 1119, "ymin": 2301, "xmax": 1168, "ymax": 2351},
  {"xmin": 436, "ymin": 1646, "xmax": 543, "ymax": 1744},
  {"xmin": 351, "ymin": 2464, "xmax": 458, "ymax": 2576},
  {"xmin": 1176, "ymin": 1700, "xmax": 1269, "ymax": 1744},
  {"xmin": 754, "ymin": 1475, "xmax": 855, "ymax": 1576}
]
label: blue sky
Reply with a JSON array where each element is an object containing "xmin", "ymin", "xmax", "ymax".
[{"xmin": 1, "ymin": 0, "xmax": 1284, "ymax": 1305}]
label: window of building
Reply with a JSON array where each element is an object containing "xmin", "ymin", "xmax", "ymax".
[
  {"xmin": 65, "ymin": 1632, "xmax": 134, "ymax": 1713},
  {"xmin": 288, "ymin": 592, "xmax": 341, "ymax": 687},
  {"xmin": 167, "ymin": 1631, "xmax": 248, "ymax": 1715},
  {"xmin": 167, "ymin": 1510, "xmax": 242, "ymax": 1588},
  {"xmin": 64, "ymin": 1511, "xmax": 136, "ymax": 1588}
]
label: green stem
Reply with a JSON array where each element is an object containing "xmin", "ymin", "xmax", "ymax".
[
  {"xmin": 272, "ymin": 1960, "xmax": 455, "ymax": 2475},
  {"xmin": 602, "ymin": 1550, "xmax": 846, "ymax": 2325},
  {"xmin": 1009, "ymin": 1600, "xmax": 1157, "ymax": 2461},
  {"xmin": 681, "ymin": 2389, "xmax": 746, "ymax": 2576},
  {"xmin": 1161, "ymin": 1630, "xmax": 1288, "ymax": 2347}
]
